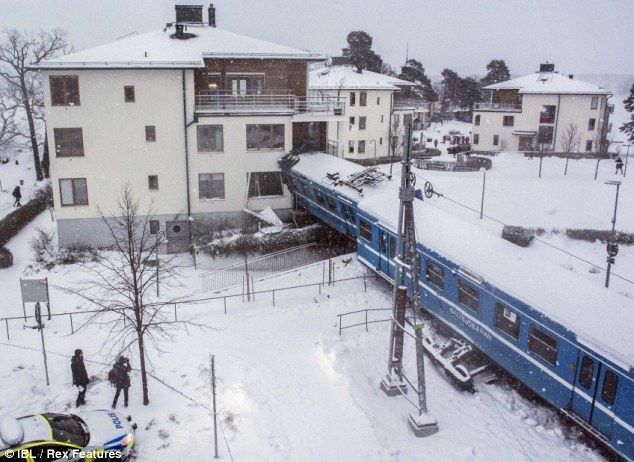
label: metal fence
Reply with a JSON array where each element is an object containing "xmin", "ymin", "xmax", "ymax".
[{"xmin": 200, "ymin": 243, "xmax": 326, "ymax": 292}]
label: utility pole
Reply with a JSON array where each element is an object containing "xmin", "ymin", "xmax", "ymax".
[
  {"xmin": 210, "ymin": 354, "xmax": 219, "ymax": 458},
  {"xmin": 380, "ymin": 120, "xmax": 438, "ymax": 437}
]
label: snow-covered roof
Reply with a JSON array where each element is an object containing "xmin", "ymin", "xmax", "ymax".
[
  {"xmin": 484, "ymin": 72, "xmax": 611, "ymax": 95},
  {"xmin": 33, "ymin": 26, "xmax": 322, "ymax": 70},
  {"xmin": 309, "ymin": 66, "xmax": 415, "ymax": 91},
  {"xmin": 291, "ymin": 153, "xmax": 634, "ymax": 373}
]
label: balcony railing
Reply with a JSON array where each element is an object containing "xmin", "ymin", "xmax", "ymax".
[
  {"xmin": 195, "ymin": 91, "xmax": 345, "ymax": 116},
  {"xmin": 394, "ymin": 99, "xmax": 430, "ymax": 111},
  {"xmin": 474, "ymin": 102, "xmax": 522, "ymax": 112}
]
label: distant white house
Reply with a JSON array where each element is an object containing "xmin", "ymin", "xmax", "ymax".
[
  {"xmin": 472, "ymin": 64, "xmax": 613, "ymax": 153},
  {"xmin": 32, "ymin": 5, "xmax": 345, "ymax": 251},
  {"xmin": 309, "ymin": 60, "xmax": 427, "ymax": 161}
]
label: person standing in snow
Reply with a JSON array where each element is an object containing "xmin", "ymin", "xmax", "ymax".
[
  {"xmin": 71, "ymin": 349, "xmax": 89, "ymax": 407},
  {"xmin": 110, "ymin": 356, "xmax": 132, "ymax": 408},
  {"xmin": 434, "ymin": 139, "xmax": 438, "ymax": 148},
  {"xmin": 615, "ymin": 156, "xmax": 624, "ymax": 175},
  {"xmin": 12, "ymin": 185, "xmax": 21, "ymax": 207}
]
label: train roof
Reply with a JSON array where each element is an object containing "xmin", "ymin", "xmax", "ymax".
[{"xmin": 291, "ymin": 153, "xmax": 634, "ymax": 374}]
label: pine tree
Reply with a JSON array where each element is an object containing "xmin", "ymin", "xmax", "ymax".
[
  {"xmin": 342, "ymin": 31, "xmax": 383, "ymax": 73},
  {"xmin": 621, "ymin": 83, "xmax": 634, "ymax": 141},
  {"xmin": 399, "ymin": 59, "xmax": 437, "ymax": 102}
]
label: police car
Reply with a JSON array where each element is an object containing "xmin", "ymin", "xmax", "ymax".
[{"xmin": 0, "ymin": 410, "xmax": 136, "ymax": 461}]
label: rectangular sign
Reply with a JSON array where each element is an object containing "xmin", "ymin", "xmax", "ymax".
[{"xmin": 20, "ymin": 278, "xmax": 49, "ymax": 303}]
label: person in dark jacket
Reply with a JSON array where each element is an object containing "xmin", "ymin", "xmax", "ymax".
[
  {"xmin": 111, "ymin": 356, "xmax": 132, "ymax": 409},
  {"xmin": 615, "ymin": 156, "xmax": 624, "ymax": 175},
  {"xmin": 71, "ymin": 349, "xmax": 89, "ymax": 407},
  {"xmin": 12, "ymin": 185, "xmax": 21, "ymax": 207}
]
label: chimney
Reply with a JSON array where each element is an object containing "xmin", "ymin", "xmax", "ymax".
[
  {"xmin": 539, "ymin": 63, "xmax": 555, "ymax": 73},
  {"xmin": 175, "ymin": 24, "xmax": 185, "ymax": 39},
  {"xmin": 208, "ymin": 4, "xmax": 216, "ymax": 27},
  {"xmin": 568, "ymin": 74, "xmax": 574, "ymax": 79}
]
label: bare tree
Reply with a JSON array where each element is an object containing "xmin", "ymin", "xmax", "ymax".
[
  {"xmin": 0, "ymin": 89, "xmax": 17, "ymax": 150},
  {"xmin": 0, "ymin": 29, "xmax": 71, "ymax": 180},
  {"xmin": 390, "ymin": 114, "xmax": 403, "ymax": 159},
  {"xmin": 559, "ymin": 123, "xmax": 581, "ymax": 175},
  {"xmin": 61, "ymin": 185, "xmax": 205, "ymax": 405}
]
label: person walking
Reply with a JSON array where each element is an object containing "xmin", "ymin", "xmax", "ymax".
[
  {"xmin": 615, "ymin": 156, "xmax": 624, "ymax": 175},
  {"xmin": 433, "ymin": 139, "xmax": 438, "ymax": 149},
  {"xmin": 12, "ymin": 185, "xmax": 21, "ymax": 207},
  {"xmin": 109, "ymin": 356, "xmax": 132, "ymax": 409},
  {"xmin": 71, "ymin": 349, "xmax": 89, "ymax": 407}
]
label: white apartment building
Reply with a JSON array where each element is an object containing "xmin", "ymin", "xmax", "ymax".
[
  {"xmin": 308, "ymin": 62, "xmax": 423, "ymax": 161},
  {"xmin": 472, "ymin": 64, "xmax": 613, "ymax": 153},
  {"xmin": 34, "ymin": 5, "xmax": 345, "ymax": 251}
]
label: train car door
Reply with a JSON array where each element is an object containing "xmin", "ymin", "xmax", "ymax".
[
  {"xmin": 378, "ymin": 230, "xmax": 390, "ymax": 278},
  {"xmin": 571, "ymin": 354, "xmax": 618, "ymax": 438}
]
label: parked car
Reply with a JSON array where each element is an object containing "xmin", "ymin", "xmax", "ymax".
[{"xmin": 0, "ymin": 410, "xmax": 136, "ymax": 461}]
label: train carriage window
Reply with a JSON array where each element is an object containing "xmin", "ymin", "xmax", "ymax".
[
  {"xmin": 389, "ymin": 236, "xmax": 396, "ymax": 257},
  {"xmin": 340, "ymin": 203, "xmax": 350, "ymax": 222},
  {"xmin": 326, "ymin": 195, "xmax": 338, "ymax": 213},
  {"xmin": 579, "ymin": 356, "xmax": 594, "ymax": 389},
  {"xmin": 457, "ymin": 280, "xmax": 479, "ymax": 313},
  {"xmin": 380, "ymin": 232, "xmax": 388, "ymax": 253},
  {"xmin": 494, "ymin": 303, "xmax": 520, "ymax": 340},
  {"xmin": 315, "ymin": 189, "xmax": 325, "ymax": 206},
  {"xmin": 528, "ymin": 325, "xmax": 558, "ymax": 366},
  {"xmin": 425, "ymin": 260, "xmax": 445, "ymax": 291},
  {"xmin": 359, "ymin": 219, "xmax": 372, "ymax": 242},
  {"xmin": 601, "ymin": 371, "xmax": 619, "ymax": 405}
]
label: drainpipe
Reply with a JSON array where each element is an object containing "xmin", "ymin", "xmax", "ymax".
[
  {"xmin": 388, "ymin": 91, "xmax": 394, "ymax": 176},
  {"xmin": 182, "ymin": 69, "xmax": 194, "ymax": 247},
  {"xmin": 552, "ymin": 94, "xmax": 561, "ymax": 151}
]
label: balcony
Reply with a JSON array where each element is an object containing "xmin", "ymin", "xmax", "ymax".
[
  {"xmin": 394, "ymin": 99, "xmax": 430, "ymax": 111},
  {"xmin": 195, "ymin": 91, "xmax": 345, "ymax": 118},
  {"xmin": 474, "ymin": 102, "xmax": 522, "ymax": 112}
]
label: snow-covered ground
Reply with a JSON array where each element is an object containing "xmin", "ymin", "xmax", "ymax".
[
  {"xmin": 2, "ymin": 143, "xmax": 633, "ymax": 460},
  {"xmin": 0, "ymin": 146, "xmax": 45, "ymax": 220}
]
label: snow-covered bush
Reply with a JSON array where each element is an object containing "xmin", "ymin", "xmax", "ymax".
[{"xmin": 0, "ymin": 246, "xmax": 13, "ymax": 268}]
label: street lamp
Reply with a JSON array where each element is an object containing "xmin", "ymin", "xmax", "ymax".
[
  {"xmin": 370, "ymin": 139, "xmax": 377, "ymax": 165},
  {"xmin": 624, "ymin": 143, "xmax": 631, "ymax": 177},
  {"xmin": 604, "ymin": 180, "xmax": 621, "ymax": 288}
]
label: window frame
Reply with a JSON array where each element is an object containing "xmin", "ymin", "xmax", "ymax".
[
  {"xmin": 473, "ymin": 133, "xmax": 479, "ymax": 145},
  {"xmin": 360, "ymin": 92, "xmax": 367, "ymax": 107},
  {"xmin": 145, "ymin": 125, "xmax": 156, "ymax": 142},
  {"xmin": 538, "ymin": 125, "xmax": 554, "ymax": 144},
  {"xmin": 494, "ymin": 302, "xmax": 520, "ymax": 340},
  {"xmin": 50, "ymin": 75, "xmax": 80, "ymax": 106},
  {"xmin": 591, "ymin": 96, "xmax": 598, "ymax": 110},
  {"xmin": 425, "ymin": 259, "xmax": 445, "ymax": 291},
  {"xmin": 585, "ymin": 140, "xmax": 593, "ymax": 152},
  {"xmin": 539, "ymin": 105, "xmax": 556, "ymax": 124},
  {"xmin": 348, "ymin": 140, "xmax": 354, "ymax": 154},
  {"xmin": 457, "ymin": 280, "xmax": 479, "ymax": 313},
  {"xmin": 54, "ymin": 128, "xmax": 84, "ymax": 157},
  {"xmin": 148, "ymin": 175, "xmax": 159, "ymax": 191},
  {"xmin": 588, "ymin": 118, "xmax": 596, "ymax": 131},
  {"xmin": 246, "ymin": 124, "xmax": 285, "ymax": 151},
  {"xmin": 601, "ymin": 370, "xmax": 619, "ymax": 405},
  {"xmin": 579, "ymin": 356, "xmax": 594, "ymax": 389},
  {"xmin": 197, "ymin": 125, "xmax": 224, "ymax": 152},
  {"xmin": 59, "ymin": 178, "xmax": 88, "ymax": 206},
  {"xmin": 359, "ymin": 219, "xmax": 372, "ymax": 242},
  {"xmin": 350, "ymin": 92, "xmax": 356, "ymax": 107},
  {"xmin": 493, "ymin": 135, "xmax": 499, "ymax": 146},
  {"xmin": 248, "ymin": 171, "xmax": 284, "ymax": 198},
  {"xmin": 502, "ymin": 116, "xmax": 514, "ymax": 127},
  {"xmin": 124, "ymin": 86, "xmax": 135, "ymax": 103},
  {"xmin": 198, "ymin": 172, "xmax": 225, "ymax": 200},
  {"xmin": 358, "ymin": 140, "xmax": 366, "ymax": 154},
  {"xmin": 528, "ymin": 325, "xmax": 558, "ymax": 366},
  {"xmin": 359, "ymin": 116, "xmax": 367, "ymax": 130},
  {"xmin": 474, "ymin": 114, "xmax": 481, "ymax": 126},
  {"xmin": 149, "ymin": 220, "xmax": 160, "ymax": 235}
]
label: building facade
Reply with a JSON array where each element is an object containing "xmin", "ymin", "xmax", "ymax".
[
  {"xmin": 472, "ymin": 64, "xmax": 613, "ymax": 153},
  {"xmin": 35, "ymin": 5, "xmax": 344, "ymax": 251}
]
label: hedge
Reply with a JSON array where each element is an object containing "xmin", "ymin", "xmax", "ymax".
[{"xmin": 0, "ymin": 185, "xmax": 52, "ymax": 247}]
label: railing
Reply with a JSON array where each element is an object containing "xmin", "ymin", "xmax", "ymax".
[
  {"xmin": 474, "ymin": 102, "xmax": 522, "ymax": 112},
  {"xmin": 394, "ymin": 99, "xmax": 431, "ymax": 111},
  {"xmin": 195, "ymin": 91, "xmax": 345, "ymax": 116},
  {"xmin": 200, "ymin": 243, "xmax": 325, "ymax": 292}
]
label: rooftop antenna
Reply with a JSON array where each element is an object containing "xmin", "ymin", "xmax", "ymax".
[{"xmin": 405, "ymin": 42, "xmax": 409, "ymax": 64}]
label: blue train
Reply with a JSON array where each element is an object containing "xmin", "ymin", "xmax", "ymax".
[{"xmin": 279, "ymin": 152, "xmax": 634, "ymax": 461}]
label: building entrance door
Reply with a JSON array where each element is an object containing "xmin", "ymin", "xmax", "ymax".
[{"xmin": 166, "ymin": 220, "xmax": 189, "ymax": 254}]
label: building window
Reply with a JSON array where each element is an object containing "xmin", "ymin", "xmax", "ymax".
[
  {"xmin": 359, "ymin": 219, "xmax": 372, "ymax": 242},
  {"xmin": 474, "ymin": 114, "xmax": 480, "ymax": 126},
  {"xmin": 588, "ymin": 118, "xmax": 596, "ymax": 131},
  {"xmin": 197, "ymin": 125, "xmax": 223, "ymax": 152},
  {"xmin": 601, "ymin": 371, "xmax": 619, "ymax": 405},
  {"xmin": 377, "ymin": 96, "xmax": 380, "ymax": 105},
  {"xmin": 494, "ymin": 303, "xmax": 520, "ymax": 340},
  {"xmin": 380, "ymin": 115, "xmax": 384, "ymax": 122},
  {"xmin": 358, "ymin": 140, "xmax": 366, "ymax": 154},
  {"xmin": 528, "ymin": 325, "xmax": 558, "ymax": 366},
  {"xmin": 473, "ymin": 134, "xmax": 479, "ymax": 145},
  {"xmin": 54, "ymin": 128, "xmax": 84, "ymax": 157},
  {"xmin": 59, "ymin": 178, "xmax": 88, "ymax": 206},
  {"xmin": 227, "ymin": 74, "xmax": 264, "ymax": 95},
  {"xmin": 537, "ymin": 125, "xmax": 554, "ymax": 144},
  {"xmin": 503, "ymin": 116, "xmax": 514, "ymax": 127},
  {"xmin": 149, "ymin": 220, "xmax": 160, "ymax": 235},
  {"xmin": 591, "ymin": 96, "xmax": 598, "ymax": 110},
  {"xmin": 207, "ymin": 73, "xmax": 221, "ymax": 93},
  {"xmin": 379, "ymin": 137, "xmax": 383, "ymax": 145},
  {"xmin": 145, "ymin": 126, "xmax": 156, "ymax": 142},
  {"xmin": 350, "ymin": 92, "xmax": 356, "ymax": 106},
  {"xmin": 359, "ymin": 117, "xmax": 367, "ymax": 130},
  {"xmin": 360, "ymin": 92, "xmax": 367, "ymax": 106},
  {"xmin": 539, "ymin": 105, "xmax": 556, "ymax": 124},
  {"xmin": 248, "ymin": 172, "xmax": 283, "ymax": 198},
  {"xmin": 585, "ymin": 140, "xmax": 593, "ymax": 151},
  {"xmin": 425, "ymin": 260, "xmax": 444, "ymax": 291},
  {"xmin": 348, "ymin": 141, "xmax": 354, "ymax": 153},
  {"xmin": 349, "ymin": 117, "xmax": 355, "ymax": 129},
  {"xmin": 457, "ymin": 280, "xmax": 479, "ymax": 313},
  {"xmin": 199, "ymin": 173, "xmax": 225, "ymax": 199},
  {"xmin": 246, "ymin": 124, "xmax": 284, "ymax": 150},
  {"xmin": 493, "ymin": 135, "xmax": 499, "ymax": 146},
  {"xmin": 124, "ymin": 86, "xmax": 135, "ymax": 103},
  {"xmin": 50, "ymin": 75, "xmax": 80, "ymax": 106},
  {"xmin": 579, "ymin": 357, "xmax": 594, "ymax": 389},
  {"xmin": 148, "ymin": 175, "xmax": 159, "ymax": 190}
]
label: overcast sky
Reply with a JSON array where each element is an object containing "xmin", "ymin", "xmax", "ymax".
[{"xmin": 2, "ymin": 0, "xmax": 633, "ymax": 79}]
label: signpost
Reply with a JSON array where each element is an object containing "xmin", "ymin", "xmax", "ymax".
[{"xmin": 20, "ymin": 278, "xmax": 52, "ymax": 385}]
